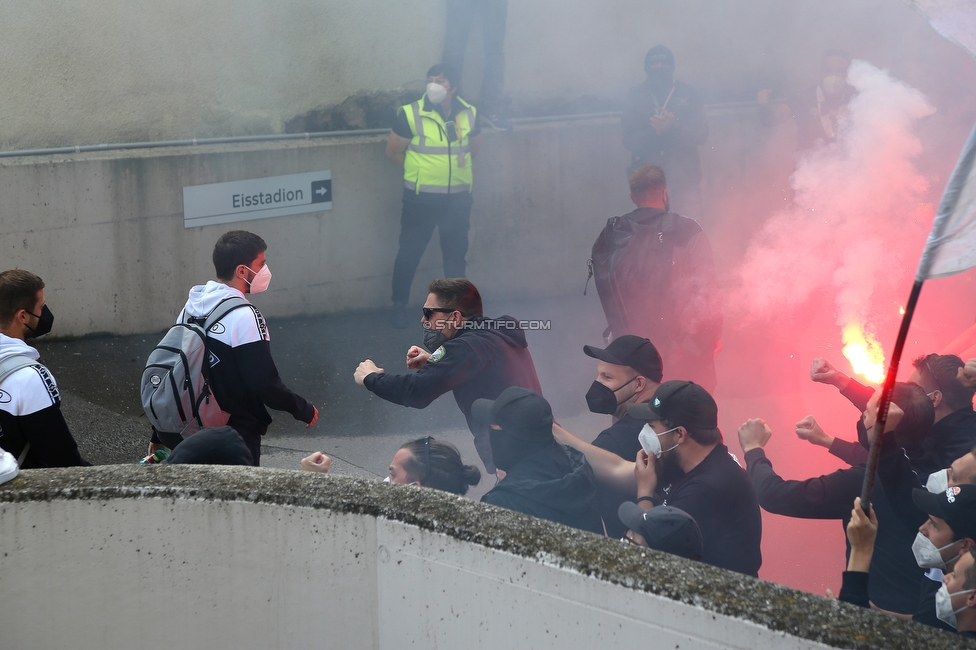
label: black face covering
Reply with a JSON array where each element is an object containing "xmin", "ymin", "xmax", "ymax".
[
  {"xmin": 585, "ymin": 376, "xmax": 637, "ymax": 415},
  {"xmin": 25, "ymin": 304, "xmax": 54, "ymax": 338},
  {"xmin": 489, "ymin": 427, "xmax": 552, "ymax": 473},
  {"xmin": 423, "ymin": 327, "xmax": 449, "ymax": 353},
  {"xmin": 646, "ymin": 68, "xmax": 674, "ymax": 92}
]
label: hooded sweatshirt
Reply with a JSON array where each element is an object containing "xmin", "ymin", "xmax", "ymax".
[
  {"xmin": 364, "ymin": 315, "xmax": 542, "ymax": 473},
  {"xmin": 482, "ymin": 442, "xmax": 602, "ymax": 534},
  {"xmin": 0, "ymin": 333, "xmax": 85, "ymax": 468},
  {"xmin": 177, "ymin": 282, "xmax": 314, "ymax": 437}
]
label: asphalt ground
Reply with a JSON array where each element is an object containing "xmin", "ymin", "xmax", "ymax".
[{"xmin": 40, "ymin": 293, "xmax": 611, "ymax": 502}]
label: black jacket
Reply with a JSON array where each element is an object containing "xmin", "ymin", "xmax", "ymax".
[
  {"xmin": 745, "ymin": 448, "xmax": 922, "ymax": 613},
  {"xmin": 661, "ymin": 444, "xmax": 762, "ymax": 576},
  {"xmin": 365, "ymin": 316, "xmax": 542, "ymax": 473},
  {"xmin": 177, "ymin": 282, "xmax": 315, "ymax": 437},
  {"xmin": 828, "ymin": 377, "xmax": 956, "ymax": 475},
  {"xmin": 621, "ymin": 79, "xmax": 708, "ymax": 188},
  {"xmin": 482, "ymin": 442, "xmax": 602, "ymax": 534}
]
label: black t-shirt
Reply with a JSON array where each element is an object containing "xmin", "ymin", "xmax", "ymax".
[
  {"xmin": 392, "ymin": 96, "xmax": 482, "ymax": 139},
  {"xmin": 660, "ymin": 443, "xmax": 763, "ymax": 576},
  {"xmin": 593, "ymin": 415, "xmax": 644, "ymax": 538}
]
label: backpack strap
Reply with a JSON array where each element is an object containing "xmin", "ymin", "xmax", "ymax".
[
  {"xmin": 0, "ymin": 355, "xmax": 40, "ymax": 386},
  {"xmin": 202, "ymin": 296, "xmax": 252, "ymax": 331},
  {"xmin": 0, "ymin": 355, "xmax": 41, "ymax": 467}
]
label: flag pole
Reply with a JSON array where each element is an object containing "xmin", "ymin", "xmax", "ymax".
[
  {"xmin": 860, "ymin": 280, "xmax": 923, "ymax": 512},
  {"xmin": 860, "ymin": 119, "xmax": 976, "ymax": 512}
]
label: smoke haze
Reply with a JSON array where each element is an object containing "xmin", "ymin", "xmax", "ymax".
[{"xmin": 733, "ymin": 61, "xmax": 935, "ymax": 347}]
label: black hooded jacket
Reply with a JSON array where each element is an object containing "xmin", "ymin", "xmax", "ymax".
[
  {"xmin": 364, "ymin": 316, "xmax": 542, "ymax": 472},
  {"xmin": 621, "ymin": 79, "xmax": 708, "ymax": 188},
  {"xmin": 482, "ymin": 442, "xmax": 602, "ymax": 534}
]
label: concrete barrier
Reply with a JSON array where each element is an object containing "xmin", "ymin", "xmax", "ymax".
[
  {"xmin": 0, "ymin": 117, "xmax": 632, "ymax": 337},
  {"xmin": 0, "ymin": 466, "xmax": 961, "ymax": 649}
]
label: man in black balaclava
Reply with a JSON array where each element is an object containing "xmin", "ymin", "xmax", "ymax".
[
  {"xmin": 475, "ymin": 387, "xmax": 602, "ymax": 534},
  {"xmin": 621, "ymin": 45, "xmax": 708, "ymax": 221}
]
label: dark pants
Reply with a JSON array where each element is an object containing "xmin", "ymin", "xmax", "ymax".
[
  {"xmin": 392, "ymin": 190, "xmax": 473, "ymax": 305},
  {"xmin": 442, "ymin": 0, "xmax": 509, "ymax": 114},
  {"xmin": 227, "ymin": 415, "xmax": 268, "ymax": 466}
]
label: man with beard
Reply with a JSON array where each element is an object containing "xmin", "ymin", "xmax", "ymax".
[
  {"xmin": 630, "ymin": 381, "xmax": 761, "ymax": 575},
  {"xmin": 475, "ymin": 386, "xmax": 602, "ymax": 534},
  {"xmin": 621, "ymin": 45, "xmax": 708, "ymax": 220},
  {"xmin": 0, "ymin": 269, "xmax": 87, "ymax": 468},
  {"xmin": 354, "ymin": 278, "xmax": 541, "ymax": 475},
  {"xmin": 554, "ymin": 380, "xmax": 762, "ymax": 575}
]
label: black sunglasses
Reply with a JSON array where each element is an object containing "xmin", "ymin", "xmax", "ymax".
[
  {"xmin": 422, "ymin": 307, "xmax": 457, "ymax": 320},
  {"xmin": 422, "ymin": 436, "xmax": 433, "ymax": 484}
]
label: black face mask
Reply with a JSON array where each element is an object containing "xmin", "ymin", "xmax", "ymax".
[
  {"xmin": 25, "ymin": 304, "xmax": 54, "ymax": 338},
  {"xmin": 489, "ymin": 427, "xmax": 551, "ymax": 473},
  {"xmin": 488, "ymin": 428, "xmax": 519, "ymax": 473},
  {"xmin": 423, "ymin": 327, "xmax": 450, "ymax": 353},
  {"xmin": 647, "ymin": 68, "xmax": 674, "ymax": 92},
  {"xmin": 585, "ymin": 376, "xmax": 637, "ymax": 415}
]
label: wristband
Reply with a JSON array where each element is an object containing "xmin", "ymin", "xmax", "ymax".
[{"xmin": 636, "ymin": 496, "xmax": 654, "ymax": 504}]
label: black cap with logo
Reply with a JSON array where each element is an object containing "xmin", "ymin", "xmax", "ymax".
[
  {"xmin": 627, "ymin": 380, "xmax": 718, "ymax": 434},
  {"xmin": 912, "ymin": 484, "xmax": 976, "ymax": 541}
]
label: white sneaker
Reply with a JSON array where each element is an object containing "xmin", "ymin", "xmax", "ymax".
[{"xmin": 0, "ymin": 448, "xmax": 19, "ymax": 485}]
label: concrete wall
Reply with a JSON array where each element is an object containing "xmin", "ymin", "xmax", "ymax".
[
  {"xmin": 0, "ymin": 118, "xmax": 632, "ymax": 337},
  {"xmin": 1, "ymin": 0, "xmax": 972, "ymax": 150},
  {"xmin": 0, "ymin": 466, "xmax": 956, "ymax": 649}
]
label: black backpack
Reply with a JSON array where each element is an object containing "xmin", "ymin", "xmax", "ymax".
[
  {"xmin": 586, "ymin": 208, "xmax": 701, "ymax": 346},
  {"xmin": 141, "ymin": 297, "xmax": 251, "ymax": 449}
]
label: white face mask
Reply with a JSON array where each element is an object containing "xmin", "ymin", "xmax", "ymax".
[
  {"xmin": 244, "ymin": 264, "xmax": 272, "ymax": 294},
  {"xmin": 926, "ymin": 469, "xmax": 950, "ymax": 494},
  {"xmin": 935, "ymin": 584, "xmax": 974, "ymax": 629},
  {"xmin": 383, "ymin": 476, "xmax": 391, "ymax": 483},
  {"xmin": 426, "ymin": 82, "xmax": 449, "ymax": 104},
  {"xmin": 638, "ymin": 423, "xmax": 680, "ymax": 459},
  {"xmin": 912, "ymin": 532, "xmax": 957, "ymax": 569}
]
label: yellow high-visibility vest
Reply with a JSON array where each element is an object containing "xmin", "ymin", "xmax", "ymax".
[{"xmin": 402, "ymin": 96, "xmax": 476, "ymax": 194}]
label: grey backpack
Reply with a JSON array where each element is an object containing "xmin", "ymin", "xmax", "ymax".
[{"xmin": 141, "ymin": 297, "xmax": 250, "ymax": 448}]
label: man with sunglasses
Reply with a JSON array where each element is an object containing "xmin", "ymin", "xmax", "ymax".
[
  {"xmin": 385, "ymin": 63, "xmax": 482, "ymax": 329},
  {"xmin": 354, "ymin": 278, "xmax": 541, "ymax": 474}
]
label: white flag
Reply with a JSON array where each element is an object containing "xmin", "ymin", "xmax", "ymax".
[
  {"xmin": 905, "ymin": 0, "xmax": 976, "ymax": 59},
  {"xmin": 908, "ymin": 1, "xmax": 976, "ymax": 280},
  {"xmin": 916, "ymin": 123, "xmax": 976, "ymax": 280}
]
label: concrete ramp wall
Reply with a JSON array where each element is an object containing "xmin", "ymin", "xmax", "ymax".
[
  {"xmin": 0, "ymin": 118, "xmax": 632, "ymax": 337},
  {"xmin": 0, "ymin": 466, "xmax": 956, "ymax": 649}
]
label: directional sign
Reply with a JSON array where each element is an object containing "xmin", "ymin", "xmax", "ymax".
[{"xmin": 183, "ymin": 170, "xmax": 332, "ymax": 229}]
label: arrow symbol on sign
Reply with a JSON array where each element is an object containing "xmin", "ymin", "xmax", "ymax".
[{"xmin": 315, "ymin": 186, "xmax": 328, "ymax": 196}]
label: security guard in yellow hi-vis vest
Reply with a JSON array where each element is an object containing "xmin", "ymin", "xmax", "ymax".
[{"xmin": 386, "ymin": 64, "xmax": 482, "ymax": 328}]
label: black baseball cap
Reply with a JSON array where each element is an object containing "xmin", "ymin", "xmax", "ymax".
[
  {"xmin": 912, "ymin": 484, "xmax": 976, "ymax": 540},
  {"xmin": 644, "ymin": 45, "xmax": 675, "ymax": 69},
  {"xmin": 618, "ymin": 502, "xmax": 702, "ymax": 559},
  {"xmin": 627, "ymin": 380, "xmax": 719, "ymax": 433},
  {"xmin": 583, "ymin": 335, "xmax": 664, "ymax": 383},
  {"xmin": 471, "ymin": 386, "xmax": 554, "ymax": 439}
]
